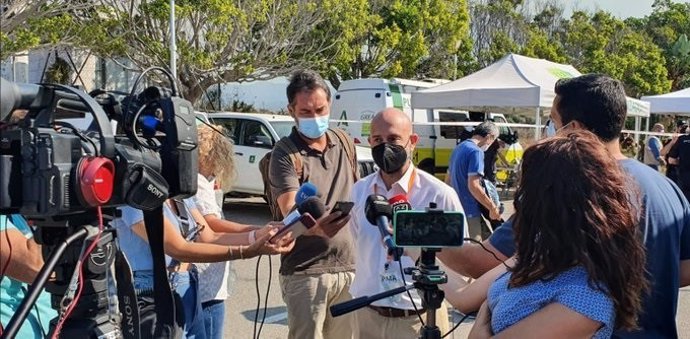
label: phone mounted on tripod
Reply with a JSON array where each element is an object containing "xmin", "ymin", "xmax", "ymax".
[{"xmin": 330, "ymin": 202, "xmax": 465, "ymax": 339}]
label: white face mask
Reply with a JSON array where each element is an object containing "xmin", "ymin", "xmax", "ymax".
[
  {"xmin": 480, "ymin": 135, "xmax": 495, "ymax": 152},
  {"xmin": 546, "ymin": 121, "xmax": 574, "ymax": 137}
]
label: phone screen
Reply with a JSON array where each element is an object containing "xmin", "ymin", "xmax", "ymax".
[
  {"xmin": 393, "ymin": 211, "xmax": 464, "ymax": 248},
  {"xmin": 332, "ymin": 201, "xmax": 354, "ymax": 215}
]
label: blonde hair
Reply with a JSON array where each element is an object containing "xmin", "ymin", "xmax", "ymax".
[{"xmin": 197, "ymin": 124, "xmax": 236, "ymax": 192}]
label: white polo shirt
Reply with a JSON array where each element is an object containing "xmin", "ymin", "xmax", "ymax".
[{"xmin": 348, "ymin": 164, "xmax": 467, "ymax": 310}]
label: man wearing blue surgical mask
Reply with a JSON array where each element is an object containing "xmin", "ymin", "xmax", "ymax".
[{"xmin": 268, "ymin": 69, "xmax": 359, "ymax": 339}]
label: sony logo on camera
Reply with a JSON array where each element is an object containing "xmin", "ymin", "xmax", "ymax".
[{"xmin": 147, "ymin": 183, "xmax": 165, "ymax": 199}]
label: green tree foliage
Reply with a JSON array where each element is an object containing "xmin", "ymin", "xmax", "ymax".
[
  {"xmin": 83, "ymin": 0, "xmax": 363, "ymax": 103},
  {"xmin": 330, "ymin": 0, "xmax": 473, "ymax": 84},
  {"xmin": 469, "ymin": 0, "xmax": 525, "ymax": 68},
  {"xmin": 629, "ymin": 0, "xmax": 690, "ymax": 90},
  {"xmin": 563, "ymin": 11, "xmax": 671, "ymax": 97},
  {"xmin": 0, "ymin": 1, "xmax": 96, "ymax": 60}
]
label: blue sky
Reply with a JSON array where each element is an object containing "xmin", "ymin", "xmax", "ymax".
[{"xmin": 559, "ymin": 0, "xmax": 690, "ymax": 18}]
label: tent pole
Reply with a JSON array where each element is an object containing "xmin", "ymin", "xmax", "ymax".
[
  {"xmin": 634, "ymin": 116, "xmax": 641, "ymax": 143},
  {"xmin": 535, "ymin": 107, "xmax": 541, "ymax": 140}
]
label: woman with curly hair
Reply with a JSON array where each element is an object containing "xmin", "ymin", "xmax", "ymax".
[{"xmin": 469, "ymin": 129, "xmax": 648, "ymax": 338}]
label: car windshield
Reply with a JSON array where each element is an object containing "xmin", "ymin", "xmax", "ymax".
[{"xmin": 270, "ymin": 121, "xmax": 295, "ymax": 139}]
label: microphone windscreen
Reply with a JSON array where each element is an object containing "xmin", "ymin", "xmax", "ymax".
[
  {"xmin": 365, "ymin": 194, "xmax": 392, "ymax": 225},
  {"xmin": 388, "ymin": 194, "xmax": 411, "ymax": 213},
  {"xmin": 295, "ymin": 182, "xmax": 318, "ymax": 205},
  {"xmin": 297, "ymin": 196, "xmax": 327, "ymax": 219}
]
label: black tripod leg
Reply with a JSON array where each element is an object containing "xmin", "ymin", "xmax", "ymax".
[{"xmin": 2, "ymin": 228, "xmax": 88, "ymax": 339}]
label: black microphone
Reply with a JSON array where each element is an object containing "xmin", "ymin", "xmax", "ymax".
[
  {"xmin": 365, "ymin": 195, "xmax": 397, "ymax": 258},
  {"xmin": 296, "ymin": 196, "xmax": 327, "ymax": 220},
  {"xmin": 270, "ymin": 196, "xmax": 327, "ymax": 243},
  {"xmin": 282, "ymin": 183, "xmax": 320, "ymax": 225}
]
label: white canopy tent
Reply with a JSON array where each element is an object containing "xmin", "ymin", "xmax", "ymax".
[
  {"xmin": 641, "ymin": 87, "xmax": 690, "ymax": 114},
  {"xmin": 411, "ymin": 53, "xmax": 650, "ymax": 138}
]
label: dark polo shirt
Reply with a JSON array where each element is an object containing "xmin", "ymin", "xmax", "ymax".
[{"xmin": 268, "ymin": 128, "xmax": 356, "ymax": 275}]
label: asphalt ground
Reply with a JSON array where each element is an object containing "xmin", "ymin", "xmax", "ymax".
[{"xmin": 220, "ymin": 196, "xmax": 690, "ymax": 339}]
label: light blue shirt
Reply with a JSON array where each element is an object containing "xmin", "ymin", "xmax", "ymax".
[
  {"xmin": 487, "ymin": 266, "xmax": 614, "ymax": 338},
  {"xmin": 0, "ymin": 215, "xmax": 57, "ymax": 339},
  {"xmin": 111, "ymin": 206, "xmax": 174, "ymax": 271},
  {"xmin": 112, "ymin": 199, "xmax": 201, "ymax": 272}
]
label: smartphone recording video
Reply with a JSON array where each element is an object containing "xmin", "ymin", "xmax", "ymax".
[{"xmin": 393, "ymin": 211, "xmax": 465, "ymax": 248}]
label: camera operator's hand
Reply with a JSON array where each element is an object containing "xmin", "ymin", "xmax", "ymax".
[
  {"xmin": 468, "ymin": 301, "xmax": 493, "ymax": 339},
  {"xmin": 244, "ymin": 227, "xmax": 295, "ymax": 257},
  {"xmin": 305, "ymin": 211, "xmax": 351, "ymax": 238}
]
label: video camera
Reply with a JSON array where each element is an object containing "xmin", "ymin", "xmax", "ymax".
[
  {"xmin": 0, "ymin": 68, "xmax": 198, "ymax": 338},
  {"xmin": 0, "ymin": 73, "xmax": 198, "ymax": 220}
]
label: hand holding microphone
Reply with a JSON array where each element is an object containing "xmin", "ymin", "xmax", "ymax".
[
  {"xmin": 270, "ymin": 196, "xmax": 326, "ymax": 243},
  {"xmin": 245, "ymin": 224, "xmax": 296, "ymax": 256}
]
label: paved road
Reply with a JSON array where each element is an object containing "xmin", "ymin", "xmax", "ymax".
[{"xmin": 221, "ymin": 197, "xmax": 690, "ymax": 339}]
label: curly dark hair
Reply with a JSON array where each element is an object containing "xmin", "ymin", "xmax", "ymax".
[{"xmin": 510, "ymin": 129, "xmax": 648, "ymax": 330}]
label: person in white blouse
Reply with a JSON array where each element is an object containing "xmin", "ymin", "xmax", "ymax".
[
  {"xmin": 192, "ymin": 124, "xmax": 269, "ymax": 339},
  {"xmin": 348, "ymin": 108, "xmax": 469, "ymax": 339}
]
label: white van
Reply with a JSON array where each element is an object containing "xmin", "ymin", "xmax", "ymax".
[
  {"xmin": 330, "ymin": 78, "xmax": 521, "ymax": 178},
  {"xmin": 205, "ymin": 112, "xmax": 376, "ymax": 197}
]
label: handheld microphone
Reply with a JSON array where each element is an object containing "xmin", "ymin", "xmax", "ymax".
[
  {"xmin": 271, "ymin": 196, "xmax": 327, "ymax": 243},
  {"xmin": 295, "ymin": 182, "xmax": 318, "ymax": 205},
  {"xmin": 283, "ymin": 183, "xmax": 319, "ymax": 225},
  {"xmin": 388, "ymin": 194, "xmax": 411, "ymax": 215},
  {"xmin": 365, "ymin": 195, "xmax": 399, "ymax": 260}
]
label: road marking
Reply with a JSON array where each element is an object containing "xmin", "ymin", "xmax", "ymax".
[{"xmin": 261, "ymin": 311, "xmax": 288, "ymax": 324}]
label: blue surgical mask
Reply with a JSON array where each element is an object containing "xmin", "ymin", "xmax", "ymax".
[{"xmin": 297, "ymin": 115, "xmax": 329, "ymax": 139}]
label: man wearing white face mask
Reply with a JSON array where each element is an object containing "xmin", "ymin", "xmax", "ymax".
[
  {"xmin": 268, "ymin": 69, "xmax": 359, "ymax": 339},
  {"xmin": 447, "ymin": 121, "xmax": 501, "ymax": 240}
]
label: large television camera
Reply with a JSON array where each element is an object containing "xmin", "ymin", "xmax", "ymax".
[
  {"xmin": 0, "ymin": 68, "xmax": 198, "ymax": 338},
  {"xmin": 0, "ymin": 73, "xmax": 198, "ymax": 219}
]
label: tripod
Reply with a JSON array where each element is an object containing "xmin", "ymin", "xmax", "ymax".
[
  {"xmin": 330, "ymin": 248, "xmax": 447, "ymax": 339},
  {"xmin": 2, "ymin": 214, "xmax": 125, "ymax": 339}
]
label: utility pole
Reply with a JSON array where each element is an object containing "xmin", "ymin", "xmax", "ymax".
[{"xmin": 169, "ymin": 0, "xmax": 176, "ymax": 79}]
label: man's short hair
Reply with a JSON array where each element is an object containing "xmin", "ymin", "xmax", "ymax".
[
  {"xmin": 286, "ymin": 69, "xmax": 331, "ymax": 106},
  {"xmin": 554, "ymin": 74, "xmax": 627, "ymax": 142},
  {"xmin": 472, "ymin": 121, "xmax": 499, "ymax": 137}
]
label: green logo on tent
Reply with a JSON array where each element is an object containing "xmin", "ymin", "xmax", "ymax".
[{"xmin": 548, "ymin": 67, "xmax": 577, "ymax": 79}]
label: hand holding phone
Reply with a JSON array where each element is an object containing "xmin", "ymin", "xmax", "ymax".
[
  {"xmin": 269, "ymin": 213, "xmax": 317, "ymax": 244},
  {"xmin": 331, "ymin": 201, "xmax": 354, "ymax": 216}
]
